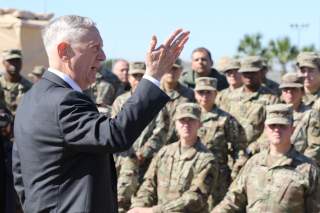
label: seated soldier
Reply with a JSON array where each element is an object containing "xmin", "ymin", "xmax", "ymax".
[
  {"xmin": 130, "ymin": 103, "xmax": 219, "ymax": 213},
  {"xmin": 212, "ymin": 104, "xmax": 320, "ymax": 213},
  {"xmin": 194, "ymin": 77, "xmax": 247, "ymax": 206}
]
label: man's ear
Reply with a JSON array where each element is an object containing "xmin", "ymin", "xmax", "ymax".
[{"xmin": 57, "ymin": 42, "xmax": 73, "ymax": 61}]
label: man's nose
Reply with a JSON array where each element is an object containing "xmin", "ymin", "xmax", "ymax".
[{"xmin": 98, "ymin": 49, "xmax": 106, "ymax": 61}]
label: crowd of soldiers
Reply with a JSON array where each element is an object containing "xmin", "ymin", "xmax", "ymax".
[{"xmin": 1, "ymin": 46, "xmax": 320, "ymax": 212}]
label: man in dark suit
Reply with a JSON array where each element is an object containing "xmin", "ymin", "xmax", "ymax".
[{"xmin": 12, "ymin": 15, "xmax": 189, "ymax": 213}]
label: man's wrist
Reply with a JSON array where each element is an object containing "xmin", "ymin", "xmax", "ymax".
[{"xmin": 143, "ymin": 74, "xmax": 161, "ymax": 88}]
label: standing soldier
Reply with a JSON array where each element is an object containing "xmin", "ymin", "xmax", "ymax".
[
  {"xmin": 194, "ymin": 77, "xmax": 247, "ymax": 207},
  {"xmin": 0, "ymin": 49, "xmax": 32, "ymax": 114},
  {"xmin": 296, "ymin": 52, "xmax": 320, "ymax": 107},
  {"xmin": 84, "ymin": 69, "xmax": 115, "ymax": 116},
  {"xmin": 227, "ymin": 56, "xmax": 279, "ymax": 150},
  {"xmin": 138, "ymin": 58, "xmax": 195, "ymax": 156},
  {"xmin": 112, "ymin": 61, "xmax": 148, "ymax": 213},
  {"xmin": 179, "ymin": 47, "xmax": 228, "ymax": 90},
  {"xmin": 212, "ymin": 104, "xmax": 320, "ymax": 213},
  {"xmin": 130, "ymin": 103, "xmax": 219, "ymax": 213},
  {"xmin": 215, "ymin": 57, "xmax": 242, "ymax": 111}
]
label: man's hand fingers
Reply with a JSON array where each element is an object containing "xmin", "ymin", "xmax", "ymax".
[
  {"xmin": 148, "ymin": 35, "xmax": 157, "ymax": 53},
  {"xmin": 176, "ymin": 32, "xmax": 190, "ymax": 48},
  {"xmin": 163, "ymin": 29, "xmax": 183, "ymax": 49},
  {"xmin": 170, "ymin": 31, "xmax": 190, "ymax": 49}
]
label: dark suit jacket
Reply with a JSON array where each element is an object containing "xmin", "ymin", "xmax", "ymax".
[{"xmin": 12, "ymin": 71, "xmax": 169, "ymax": 213}]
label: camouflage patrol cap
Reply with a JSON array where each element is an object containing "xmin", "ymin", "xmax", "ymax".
[
  {"xmin": 2, "ymin": 49, "xmax": 22, "ymax": 61},
  {"xmin": 238, "ymin": 56, "xmax": 264, "ymax": 73},
  {"xmin": 195, "ymin": 77, "xmax": 217, "ymax": 91},
  {"xmin": 129, "ymin": 61, "xmax": 146, "ymax": 75},
  {"xmin": 173, "ymin": 58, "xmax": 183, "ymax": 68},
  {"xmin": 296, "ymin": 52, "xmax": 320, "ymax": 69},
  {"xmin": 174, "ymin": 103, "xmax": 201, "ymax": 121},
  {"xmin": 216, "ymin": 57, "xmax": 240, "ymax": 73},
  {"xmin": 279, "ymin": 72, "xmax": 303, "ymax": 89},
  {"xmin": 265, "ymin": 104, "xmax": 293, "ymax": 125}
]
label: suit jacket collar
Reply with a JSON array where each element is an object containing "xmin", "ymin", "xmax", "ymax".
[{"xmin": 42, "ymin": 71, "xmax": 73, "ymax": 90}]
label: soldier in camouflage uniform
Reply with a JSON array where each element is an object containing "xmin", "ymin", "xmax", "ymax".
[
  {"xmin": 128, "ymin": 59, "xmax": 195, "ymax": 189},
  {"xmin": 138, "ymin": 58, "xmax": 195, "ymax": 156},
  {"xmin": 130, "ymin": 103, "xmax": 219, "ymax": 213},
  {"xmin": 212, "ymin": 104, "xmax": 320, "ymax": 213},
  {"xmin": 296, "ymin": 52, "xmax": 320, "ymax": 107},
  {"xmin": 112, "ymin": 61, "xmax": 146, "ymax": 213},
  {"xmin": 194, "ymin": 77, "xmax": 247, "ymax": 207},
  {"xmin": 0, "ymin": 49, "xmax": 32, "ymax": 114},
  {"xmin": 84, "ymin": 69, "xmax": 115, "ymax": 116},
  {"xmin": 226, "ymin": 56, "xmax": 279, "ymax": 151},
  {"xmin": 257, "ymin": 73, "xmax": 310, "ymax": 152},
  {"xmin": 215, "ymin": 57, "xmax": 242, "ymax": 111},
  {"xmin": 179, "ymin": 47, "xmax": 228, "ymax": 91}
]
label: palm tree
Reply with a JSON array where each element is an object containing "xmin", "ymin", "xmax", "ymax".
[
  {"xmin": 237, "ymin": 33, "xmax": 269, "ymax": 58},
  {"xmin": 267, "ymin": 37, "xmax": 299, "ymax": 76}
]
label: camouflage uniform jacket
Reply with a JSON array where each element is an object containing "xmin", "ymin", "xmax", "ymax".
[
  {"xmin": 216, "ymin": 87, "xmax": 237, "ymax": 112},
  {"xmin": 291, "ymin": 108, "xmax": 320, "ymax": 166},
  {"xmin": 112, "ymin": 91, "xmax": 159, "ymax": 212},
  {"xmin": 112, "ymin": 91, "xmax": 158, "ymax": 157},
  {"xmin": 227, "ymin": 86, "xmax": 279, "ymax": 143},
  {"xmin": 198, "ymin": 106, "xmax": 247, "ymax": 166},
  {"xmin": 137, "ymin": 83, "xmax": 195, "ymax": 160},
  {"xmin": 179, "ymin": 68, "xmax": 228, "ymax": 91},
  {"xmin": 0, "ymin": 75, "xmax": 32, "ymax": 113},
  {"xmin": 302, "ymin": 89, "xmax": 320, "ymax": 107},
  {"xmin": 212, "ymin": 148, "xmax": 320, "ymax": 213},
  {"xmin": 131, "ymin": 140, "xmax": 219, "ymax": 213},
  {"xmin": 84, "ymin": 72, "xmax": 115, "ymax": 106}
]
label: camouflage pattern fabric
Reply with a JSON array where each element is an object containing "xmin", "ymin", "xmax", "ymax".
[
  {"xmin": 226, "ymin": 86, "xmax": 279, "ymax": 144},
  {"xmin": 131, "ymin": 140, "xmax": 219, "ymax": 213},
  {"xmin": 212, "ymin": 148, "xmax": 320, "ymax": 213},
  {"xmin": 291, "ymin": 108, "xmax": 320, "ymax": 166},
  {"xmin": 0, "ymin": 75, "xmax": 32, "ymax": 114},
  {"xmin": 198, "ymin": 106, "xmax": 247, "ymax": 207},
  {"xmin": 84, "ymin": 72, "xmax": 115, "ymax": 106}
]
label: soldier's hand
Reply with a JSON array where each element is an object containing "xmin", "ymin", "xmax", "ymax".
[{"xmin": 145, "ymin": 29, "xmax": 190, "ymax": 80}]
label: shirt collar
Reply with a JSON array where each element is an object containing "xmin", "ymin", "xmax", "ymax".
[{"xmin": 47, "ymin": 68, "xmax": 82, "ymax": 92}]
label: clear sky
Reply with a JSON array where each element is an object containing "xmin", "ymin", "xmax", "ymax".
[{"xmin": 1, "ymin": 0, "xmax": 320, "ymax": 63}]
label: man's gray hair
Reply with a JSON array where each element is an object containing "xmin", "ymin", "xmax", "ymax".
[{"xmin": 42, "ymin": 15, "xmax": 96, "ymax": 53}]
